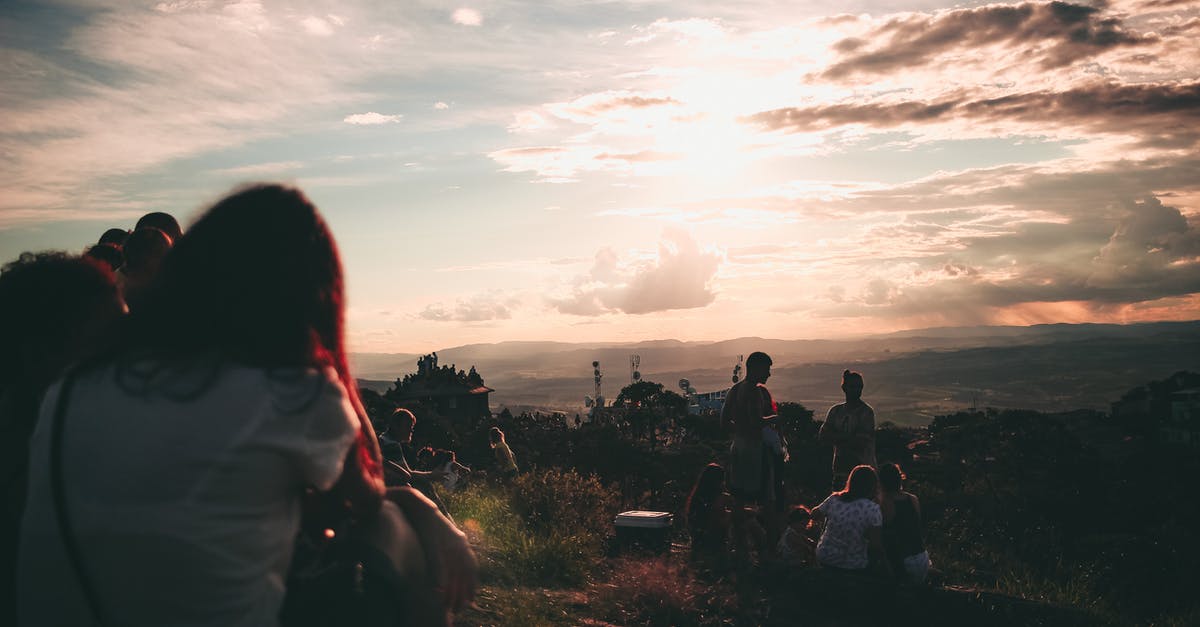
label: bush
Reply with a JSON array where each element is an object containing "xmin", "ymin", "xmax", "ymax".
[
  {"xmin": 446, "ymin": 470, "xmax": 619, "ymax": 588},
  {"xmin": 511, "ymin": 468, "xmax": 620, "ymax": 542}
]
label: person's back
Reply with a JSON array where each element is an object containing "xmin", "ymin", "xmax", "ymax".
[
  {"xmin": 18, "ymin": 361, "xmax": 357, "ymax": 627},
  {"xmin": 813, "ymin": 495, "xmax": 880, "ymax": 569},
  {"xmin": 883, "ymin": 495, "xmax": 924, "ymax": 562}
]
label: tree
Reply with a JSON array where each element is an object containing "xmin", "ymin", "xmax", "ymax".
[{"xmin": 616, "ymin": 380, "xmax": 688, "ymax": 449}]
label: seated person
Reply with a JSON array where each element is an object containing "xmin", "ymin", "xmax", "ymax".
[
  {"xmin": 686, "ymin": 463, "xmax": 732, "ymax": 556},
  {"xmin": 879, "ymin": 463, "xmax": 931, "ymax": 583},
  {"xmin": 775, "ymin": 505, "xmax": 815, "ymax": 567},
  {"xmin": 812, "ymin": 465, "xmax": 890, "ymax": 576}
]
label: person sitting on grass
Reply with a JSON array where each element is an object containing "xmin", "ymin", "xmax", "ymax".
[
  {"xmin": 812, "ymin": 465, "xmax": 890, "ymax": 577},
  {"xmin": 776, "ymin": 505, "xmax": 816, "ymax": 568},
  {"xmin": 879, "ymin": 463, "xmax": 931, "ymax": 584},
  {"xmin": 489, "ymin": 426, "xmax": 518, "ymax": 478},
  {"xmin": 686, "ymin": 463, "xmax": 733, "ymax": 559}
]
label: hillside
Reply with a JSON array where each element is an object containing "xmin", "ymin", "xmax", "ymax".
[{"xmin": 352, "ymin": 321, "xmax": 1200, "ymax": 425}]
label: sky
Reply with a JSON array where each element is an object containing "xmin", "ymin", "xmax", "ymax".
[{"xmin": 2, "ymin": 0, "xmax": 1199, "ymax": 353}]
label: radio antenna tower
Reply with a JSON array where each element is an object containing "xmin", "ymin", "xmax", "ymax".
[
  {"xmin": 630, "ymin": 354, "xmax": 641, "ymax": 384},
  {"xmin": 593, "ymin": 361, "xmax": 604, "ymax": 408}
]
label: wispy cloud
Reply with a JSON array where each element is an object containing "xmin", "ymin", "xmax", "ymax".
[{"xmin": 343, "ymin": 111, "xmax": 403, "ymax": 125}]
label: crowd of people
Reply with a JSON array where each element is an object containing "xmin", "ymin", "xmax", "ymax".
[
  {"xmin": 687, "ymin": 354, "xmax": 932, "ymax": 584},
  {"xmin": 0, "ymin": 184, "xmax": 478, "ymax": 626}
]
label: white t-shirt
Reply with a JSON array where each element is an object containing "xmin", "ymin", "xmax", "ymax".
[
  {"xmin": 814, "ymin": 494, "xmax": 882, "ymax": 570},
  {"xmin": 18, "ymin": 362, "xmax": 358, "ymax": 627}
]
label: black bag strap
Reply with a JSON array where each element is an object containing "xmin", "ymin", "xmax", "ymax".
[{"xmin": 49, "ymin": 372, "xmax": 109, "ymax": 625}]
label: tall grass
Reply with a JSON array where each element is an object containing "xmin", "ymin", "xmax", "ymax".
[{"xmin": 444, "ymin": 469, "xmax": 619, "ymax": 588}]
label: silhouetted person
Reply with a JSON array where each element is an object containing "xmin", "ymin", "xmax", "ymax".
[
  {"xmin": 720, "ymin": 351, "xmax": 777, "ymax": 558},
  {"xmin": 97, "ymin": 228, "xmax": 129, "ymax": 247},
  {"xmin": 134, "ymin": 211, "xmax": 182, "ymax": 243},
  {"xmin": 489, "ymin": 426, "xmax": 518, "ymax": 478},
  {"xmin": 0, "ymin": 252, "xmax": 123, "ymax": 625},
  {"xmin": 686, "ymin": 463, "xmax": 733, "ymax": 563},
  {"xmin": 819, "ymin": 370, "xmax": 876, "ymax": 490},
  {"xmin": 879, "ymin": 463, "xmax": 930, "ymax": 583},
  {"xmin": 380, "ymin": 408, "xmax": 453, "ymax": 518},
  {"xmin": 117, "ymin": 227, "xmax": 172, "ymax": 312},
  {"xmin": 776, "ymin": 505, "xmax": 815, "ymax": 567},
  {"xmin": 84, "ymin": 242, "xmax": 124, "ymax": 273},
  {"xmin": 17, "ymin": 184, "xmax": 475, "ymax": 626}
]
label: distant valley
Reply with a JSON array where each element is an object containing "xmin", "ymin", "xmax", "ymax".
[{"xmin": 352, "ymin": 321, "xmax": 1200, "ymax": 426}]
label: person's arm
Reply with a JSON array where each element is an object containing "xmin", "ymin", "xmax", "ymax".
[
  {"xmin": 333, "ymin": 429, "xmax": 386, "ymax": 517},
  {"xmin": 387, "ymin": 487, "xmax": 478, "ymax": 612},
  {"xmin": 719, "ymin": 385, "xmax": 737, "ymax": 432},
  {"xmin": 817, "ymin": 408, "xmax": 844, "ymax": 445}
]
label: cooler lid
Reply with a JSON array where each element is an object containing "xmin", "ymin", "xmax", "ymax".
[{"xmin": 613, "ymin": 510, "xmax": 673, "ymax": 528}]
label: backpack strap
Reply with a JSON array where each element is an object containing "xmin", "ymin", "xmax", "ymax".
[{"xmin": 49, "ymin": 371, "xmax": 108, "ymax": 625}]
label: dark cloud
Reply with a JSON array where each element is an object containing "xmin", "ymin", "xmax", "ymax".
[
  {"xmin": 550, "ymin": 230, "xmax": 720, "ymax": 316},
  {"xmin": 824, "ymin": 1, "xmax": 1157, "ymax": 79},
  {"xmin": 831, "ymin": 196, "xmax": 1200, "ymax": 320},
  {"xmin": 747, "ymin": 81, "xmax": 1200, "ymax": 148}
]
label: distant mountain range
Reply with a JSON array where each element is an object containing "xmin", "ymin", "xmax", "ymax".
[{"xmin": 352, "ymin": 321, "xmax": 1200, "ymax": 426}]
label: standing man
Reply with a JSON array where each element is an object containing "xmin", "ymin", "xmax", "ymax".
[
  {"xmin": 720, "ymin": 351, "xmax": 778, "ymax": 556},
  {"xmin": 818, "ymin": 370, "xmax": 877, "ymax": 491}
]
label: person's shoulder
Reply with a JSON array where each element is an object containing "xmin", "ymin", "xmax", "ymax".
[{"xmin": 250, "ymin": 365, "xmax": 349, "ymax": 415}]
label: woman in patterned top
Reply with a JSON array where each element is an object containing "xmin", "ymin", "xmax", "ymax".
[{"xmin": 811, "ymin": 465, "xmax": 890, "ymax": 574}]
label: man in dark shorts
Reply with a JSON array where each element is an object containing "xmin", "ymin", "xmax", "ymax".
[{"xmin": 720, "ymin": 351, "xmax": 778, "ymax": 559}]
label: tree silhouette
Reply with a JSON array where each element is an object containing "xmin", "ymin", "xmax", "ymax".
[{"xmin": 616, "ymin": 380, "xmax": 688, "ymax": 449}]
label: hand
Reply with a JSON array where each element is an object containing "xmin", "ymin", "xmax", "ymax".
[{"xmin": 389, "ymin": 488, "xmax": 479, "ymax": 612}]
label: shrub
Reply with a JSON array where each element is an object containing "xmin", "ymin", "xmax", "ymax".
[{"xmin": 511, "ymin": 468, "xmax": 620, "ymax": 543}]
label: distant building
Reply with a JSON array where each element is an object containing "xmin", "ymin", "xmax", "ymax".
[
  {"xmin": 386, "ymin": 353, "xmax": 493, "ymax": 425},
  {"xmin": 689, "ymin": 389, "xmax": 728, "ymax": 415}
]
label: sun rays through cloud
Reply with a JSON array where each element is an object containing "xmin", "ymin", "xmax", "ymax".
[{"xmin": 3, "ymin": 0, "xmax": 1200, "ymax": 351}]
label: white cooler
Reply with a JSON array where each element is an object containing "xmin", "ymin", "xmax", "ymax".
[{"xmin": 613, "ymin": 510, "xmax": 673, "ymax": 554}]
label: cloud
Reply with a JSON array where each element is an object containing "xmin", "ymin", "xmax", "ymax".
[
  {"xmin": 434, "ymin": 101, "xmax": 449, "ymax": 110},
  {"xmin": 452, "ymin": 8, "xmax": 482, "ymax": 26},
  {"xmin": 550, "ymin": 229, "xmax": 721, "ymax": 315},
  {"xmin": 212, "ymin": 160, "xmax": 305, "ymax": 176},
  {"xmin": 746, "ymin": 81, "xmax": 1200, "ymax": 148},
  {"xmin": 343, "ymin": 111, "xmax": 403, "ymax": 125},
  {"xmin": 824, "ymin": 1, "xmax": 1157, "ymax": 79},
  {"xmin": 301, "ymin": 15, "xmax": 335, "ymax": 36},
  {"xmin": 418, "ymin": 291, "xmax": 519, "ymax": 322}
]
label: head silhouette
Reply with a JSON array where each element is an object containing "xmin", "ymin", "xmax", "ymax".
[
  {"xmin": 131, "ymin": 184, "xmax": 346, "ymax": 376},
  {"xmin": 686, "ymin": 462, "xmax": 726, "ymax": 519},
  {"xmin": 391, "ymin": 408, "xmax": 416, "ymax": 443},
  {"xmin": 84, "ymin": 243, "xmax": 124, "ymax": 273},
  {"xmin": 879, "ymin": 463, "xmax": 905, "ymax": 493},
  {"xmin": 745, "ymin": 351, "xmax": 772, "ymax": 385},
  {"xmin": 839, "ymin": 464, "xmax": 878, "ymax": 502},
  {"xmin": 98, "ymin": 228, "xmax": 130, "ymax": 247},
  {"xmin": 122, "ymin": 227, "xmax": 172, "ymax": 276},
  {"xmin": 0, "ymin": 252, "xmax": 123, "ymax": 390},
  {"xmin": 841, "ymin": 369, "xmax": 864, "ymax": 401},
  {"xmin": 135, "ymin": 212, "xmax": 182, "ymax": 243}
]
